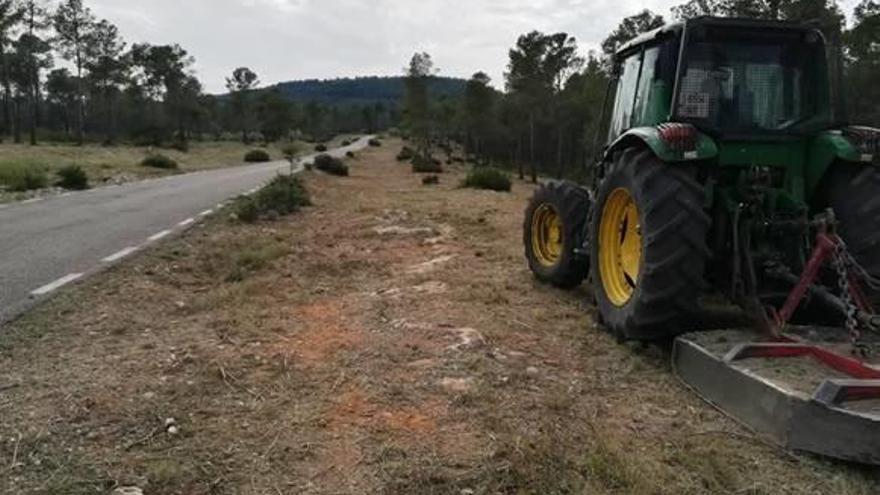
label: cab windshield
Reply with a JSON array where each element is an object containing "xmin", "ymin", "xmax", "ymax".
[{"xmin": 675, "ymin": 27, "xmax": 831, "ymax": 135}]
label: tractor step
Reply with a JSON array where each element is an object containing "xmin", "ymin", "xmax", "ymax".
[{"xmin": 673, "ymin": 327, "xmax": 880, "ymax": 465}]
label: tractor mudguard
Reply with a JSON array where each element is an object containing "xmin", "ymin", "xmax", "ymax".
[
  {"xmin": 603, "ymin": 126, "xmax": 718, "ymax": 164},
  {"xmin": 806, "ymin": 130, "xmax": 876, "ymax": 194}
]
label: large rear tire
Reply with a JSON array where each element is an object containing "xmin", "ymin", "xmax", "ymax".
[
  {"xmin": 823, "ymin": 163, "xmax": 880, "ymax": 304},
  {"xmin": 590, "ymin": 148, "xmax": 711, "ymax": 341},
  {"xmin": 524, "ymin": 180, "xmax": 590, "ymax": 289}
]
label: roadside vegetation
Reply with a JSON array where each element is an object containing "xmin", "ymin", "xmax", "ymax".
[
  {"xmin": 314, "ymin": 154, "xmax": 349, "ymax": 176},
  {"xmin": 140, "ymin": 153, "xmax": 179, "ymax": 170},
  {"xmin": 244, "ymin": 149, "xmax": 272, "ymax": 163},
  {"xmin": 233, "ymin": 174, "xmax": 311, "ymax": 223},
  {"xmin": 55, "ymin": 164, "xmax": 89, "ymax": 190}
]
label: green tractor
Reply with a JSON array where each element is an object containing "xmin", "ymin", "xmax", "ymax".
[{"xmin": 524, "ymin": 17, "xmax": 880, "ymax": 462}]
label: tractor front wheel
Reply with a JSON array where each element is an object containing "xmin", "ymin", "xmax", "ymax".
[
  {"xmin": 524, "ymin": 180, "xmax": 590, "ymax": 289},
  {"xmin": 591, "ymin": 148, "xmax": 711, "ymax": 340}
]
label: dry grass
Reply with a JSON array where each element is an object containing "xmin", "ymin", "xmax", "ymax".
[
  {"xmin": 0, "ymin": 140, "xmax": 298, "ymax": 203},
  {"xmin": 0, "ymin": 140, "xmax": 878, "ymax": 494}
]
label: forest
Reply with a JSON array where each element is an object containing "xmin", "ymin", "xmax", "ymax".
[{"xmin": 401, "ymin": 0, "xmax": 880, "ymax": 181}]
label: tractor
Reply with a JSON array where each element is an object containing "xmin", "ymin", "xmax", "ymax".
[{"xmin": 524, "ymin": 17, "xmax": 880, "ymax": 463}]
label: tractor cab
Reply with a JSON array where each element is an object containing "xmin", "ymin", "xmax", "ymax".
[{"xmin": 608, "ymin": 17, "xmax": 837, "ymax": 143}]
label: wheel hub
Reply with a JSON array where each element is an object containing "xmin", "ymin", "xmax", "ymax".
[
  {"xmin": 599, "ymin": 188, "xmax": 642, "ymax": 306},
  {"xmin": 531, "ymin": 204, "xmax": 564, "ymax": 267}
]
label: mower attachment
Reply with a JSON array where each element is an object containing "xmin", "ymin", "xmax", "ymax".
[{"xmin": 674, "ymin": 328, "xmax": 880, "ymax": 465}]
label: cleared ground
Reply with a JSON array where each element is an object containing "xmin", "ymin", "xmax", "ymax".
[{"xmin": 1, "ymin": 140, "xmax": 878, "ymax": 494}]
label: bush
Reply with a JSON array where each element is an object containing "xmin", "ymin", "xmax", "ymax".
[
  {"xmin": 315, "ymin": 144, "xmax": 328, "ymax": 152},
  {"xmin": 141, "ymin": 154, "xmax": 179, "ymax": 170},
  {"xmin": 368, "ymin": 138, "xmax": 382, "ymax": 147},
  {"xmin": 56, "ymin": 165, "xmax": 90, "ymax": 190},
  {"xmin": 396, "ymin": 146, "xmax": 415, "ymax": 161},
  {"xmin": 341, "ymin": 139, "xmax": 351, "ymax": 146},
  {"xmin": 462, "ymin": 167, "xmax": 512, "ymax": 192},
  {"xmin": 234, "ymin": 175, "xmax": 311, "ymax": 223},
  {"xmin": 412, "ymin": 154, "xmax": 443, "ymax": 174},
  {"xmin": 244, "ymin": 149, "xmax": 271, "ymax": 163},
  {"xmin": 314, "ymin": 154, "xmax": 349, "ymax": 176},
  {"xmin": 422, "ymin": 175, "xmax": 439, "ymax": 186},
  {"xmin": 0, "ymin": 160, "xmax": 48, "ymax": 191},
  {"xmin": 281, "ymin": 143, "xmax": 300, "ymax": 160},
  {"xmin": 345, "ymin": 151, "xmax": 355, "ymax": 158}
]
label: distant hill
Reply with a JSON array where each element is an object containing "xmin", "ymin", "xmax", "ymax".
[{"xmin": 270, "ymin": 76, "xmax": 467, "ymax": 107}]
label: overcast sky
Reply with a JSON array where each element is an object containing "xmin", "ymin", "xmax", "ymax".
[{"xmin": 87, "ymin": 0, "xmax": 863, "ymax": 94}]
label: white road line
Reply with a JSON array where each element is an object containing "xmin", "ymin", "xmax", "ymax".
[
  {"xmin": 199, "ymin": 209, "xmax": 213, "ymax": 217},
  {"xmin": 102, "ymin": 247, "xmax": 138, "ymax": 263},
  {"xmin": 31, "ymin": 273, "xmax": 83, "ymax": 297},
  {"xmin": 148, "ymin": 230, "xmax": 172, "ymax": 242},
  {"xmin": 178, "ymin": 218, "xmax": 195, "ymax": 227}
]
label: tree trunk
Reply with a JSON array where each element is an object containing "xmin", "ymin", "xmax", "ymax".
[
  {"xmin": 517, "ymin": 137, "xmax": 524, "ymax": 181},
  {"xmin": 1, "ymin": 47, "xmax": 11, "ymax": 141},
  {"xmin": 29, "ymin": 82, "xmax": 38, "ymax": 146},
  {"xmin": 529, "ymin": 112, "xmax": 537, "ymax": 183},
  {"xmin": 13, "ymin": 97, "xmax": 21, "ymax": 144},
  {"xmin": 75, "ymin": 61, "xmax": 85, "ymax": 146}
]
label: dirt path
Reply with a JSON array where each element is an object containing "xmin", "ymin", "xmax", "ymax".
[{"xmin": 1, "ymin": 141, "xmax": 877, "ymax": 494}]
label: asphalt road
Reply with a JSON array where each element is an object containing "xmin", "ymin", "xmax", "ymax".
[{"xmin": 0, "ymin": 138, "xmax": 371, "ymax": 324}]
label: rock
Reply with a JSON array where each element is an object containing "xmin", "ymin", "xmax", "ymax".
[
  {"xmin": 373, "ymin": 225, "xmax": 436, "ymax": 237},
  {"xmin": 526, "ymin": 366, "xmax": 540, "ymax": 376},
  {"xmin": 407, "ymin": 255, "xmax": 457, "ymax": 275},
  {"xmin": 440, "ymin": 377, "xmax": 474, "ymax": 393},
  {"xmin": 111, "ymin": 487, "xmax": 144, "ymax": 495},
  {"xmin": 447, "ymin": 328, "xmax": 485, "ymax": 351},
  {"xmin": 167, "ymin": 425, "xmax": 180, "ymax": 436}
]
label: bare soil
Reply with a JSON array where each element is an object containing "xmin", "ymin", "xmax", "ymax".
[{"xmin": 1, "ymin": 140, "xmax": 878, "ymax": 494}]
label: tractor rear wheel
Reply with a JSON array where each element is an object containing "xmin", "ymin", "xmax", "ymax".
[
  {"xmin": 823, "ymin": 163, "xmax": 880, "ymax": 304},
  {"xmin": 524, "ymin": 180, "xmax": 590, "ymax": 289},
  {"xmin": 590, "ymin": 148, "xmax": 711, "ymax": 340}
]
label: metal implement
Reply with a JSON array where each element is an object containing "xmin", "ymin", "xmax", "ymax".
[{"xmin": 674, "ymin": 328, "xmax": 880, "ymax": 465}]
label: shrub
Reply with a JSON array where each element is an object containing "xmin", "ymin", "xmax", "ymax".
[
  {"xmin": 244, "ymin": 149, "xmax": 271, "ymax": 163},
  {"xmin": 234, "ymin": 175, "xmax": 311, "ymax": 223},
  {"xmin": 141, "ymin": 154, "xmax": 179, "ymax": 170},
  {"xmin": 422, "ymin": 175, "xmax": 439, "ymax": 186},
  {"xmin": 56, "ymin": 165, "xmax": 90, "ymax": 190},
  {"xmin": 314, "ymin": 154, "xmax": 349, "ymax": 176},
  {"xmin": 315, "ymin": 144, "xmax": 328, "ymax": 152},
  {"xmin": 396, "ymin": 146, "xmax": 415, "ymax": 161},
  {"xmin": 281, "ymin": 143, "xmax": 300, "ymax": 160},
  {"xmin": 462, "ymin": 167, "xmax": 512, "ymax": 192},
  {"xmin": 368, "ymin": 138, "xmax": 382, "ymax": 147},
  {"xmin": 411, "ymin": 154, "xmax": 443, "ymax": 174},
  {"xmin": 0, "ymin": 160, "xmax": 48, "ymax": 191},
  {"xmin": 341, "ymin": 139, "xmax": 351, "ymax": 146},
  {"xmin": 345, "ymin": 151, "xmax": 355, "ymax": 158}
]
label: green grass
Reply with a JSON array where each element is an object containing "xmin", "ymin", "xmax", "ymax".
[{"xmin": 0, "ymin": 159, "xmax": 49, "ymax": 191}]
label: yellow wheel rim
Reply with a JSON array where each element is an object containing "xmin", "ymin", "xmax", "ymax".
[
  {"xmin": 531, "ymin": 204, "xmax": 564, "ymax": 267},
  {"xmin": 599, "ymin": 188, "xmax": 642, "ymax": 307}
]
